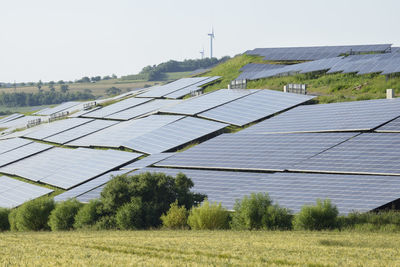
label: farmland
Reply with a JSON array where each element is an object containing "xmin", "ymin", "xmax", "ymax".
[{"xmin": 1, "ymin": 230, "xmax": 399, "ymax": 266}]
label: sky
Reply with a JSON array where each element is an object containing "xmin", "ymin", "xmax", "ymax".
[{"xmin": 1, "ymin": 0, "xmax": 399, "ymax": 82}]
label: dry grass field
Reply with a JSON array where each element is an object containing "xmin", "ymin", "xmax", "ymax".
[{"xmin": 0, "ymin": 230, "xmax": 399, "ymax": 266}]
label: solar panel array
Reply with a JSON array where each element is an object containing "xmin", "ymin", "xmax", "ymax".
[
  {"xmin": 0, "ymin": 142, "xmax": 52, "ymax": 167},
  {"xmin": 82, "ymin": 97, "xmax": 152, "ymax": 119},
  {"xmin": 0, "ymin": 147, "xmax": 142, "ymax": 189},
  {"xmin": 239, "ymin": 52, "xmax": 400, "ymax": 80},
  {"xmin": 237, "ymin": 64, "xmax": 287, "ymax": 80},
  {"xmin": 123, "ymin": 117, "xmax": 228, "ymax": 154},
  {"xmin": 164, "ymin": 76, "xmax": 222, "ymax": 99},
  {"xmin": 291, "ymin": 133, "xmax": 400, "ymax": 176},
  {"xmin": 54, "ymin": 170, "xmax": 129, "ymax": 202},
  {"xmin": 121, "ymin": 153, "xmax": 176, "ymax": 170},
  {"xmin": 35, "ymin": 101, "xmax": 81, "ymax": 116},
  {"xmin": 137, "ymin": 77, "xmax": 211, "ymax": 98},
  {"xmin": 0, "ymin": 116, "xmax": 38, "ymax": 130},
  {"xmin": 0, "ymin": 138, "xmax": 32, "ymax": 155},
  {"xmin": 68, "ymin": 115, "xmax": 182, "ymax": 148},
  {"xmin": 0, "ymin": 175, "xmax": 53, "ymax": 208},
  {"xmin": 241, "ymin": 98, "xmax": 400, "ymax": 134},
  {"xmin": 199, "ymin": 89, "xmax": 314, "ymax": 126},
  {"xmin": 24, "ymin": 118, "xmax": 93, "ymax": 140},
  {"xmin": 45, "ymin": 120, "xmax": 119, "ymax": 144},
  {"xmin": 160, "ymin": 89, "xmax": 257, "ymax": 115},
  {"xmin": 156, "ymin": 132, "xmax": 356, "ymax": 171},
  {"xmin": 246, "ymin": 44, "xmax": 391, "ymax": 61},
  {"xmin": 0, "ymin": 113, "xmax": 24, "ymax": 124},
  {"xmin": 106, "ymin": 99, "xmax": 182, "ymax": 121}
]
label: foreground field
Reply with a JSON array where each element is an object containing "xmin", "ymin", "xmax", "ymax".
[{"xmin": 0, "ymin": 231, "xmax": 399, "ymax": 266}]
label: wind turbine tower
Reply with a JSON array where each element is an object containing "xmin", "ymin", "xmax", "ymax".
[
  {"xmin": 207, "ymin": 28, "xmax": 215, "ymax": 58},
  {"xmin": 200, "ymin": 47, "xmax": 205, "ymax": 59}
]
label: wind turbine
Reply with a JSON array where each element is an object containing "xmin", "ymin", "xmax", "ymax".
[
  {"xmin": 207, "ymin": 27, "xmax": 215, "ymax": 58},
  {"xmin": 200, "ymin": 47, "xmax": 205, "ymax": 59}
]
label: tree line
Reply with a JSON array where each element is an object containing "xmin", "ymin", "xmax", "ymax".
[{"xmin": 0, "ymin": 91, "xmax": 94, "ymax": 107}]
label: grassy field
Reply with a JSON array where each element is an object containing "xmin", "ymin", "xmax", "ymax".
[{"xmin": 0, "ymin": 230, "xmax": 399, "ymax": 266}]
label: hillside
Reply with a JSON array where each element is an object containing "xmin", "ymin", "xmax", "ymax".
[{"xmin": 201, "ymin": 54, "xmax": 400, "ymax": 103}]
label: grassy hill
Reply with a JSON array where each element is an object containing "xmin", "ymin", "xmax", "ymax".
[{"xmin": 201, "ymin": 54, "xmax": 400, "ymax": 103}]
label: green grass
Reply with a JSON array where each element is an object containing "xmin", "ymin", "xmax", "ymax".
[
  {"xmin": 0, "ymin": 230, "xmax": 399, "ymax": 266},
  {"xmin": 201, "ymin": 54, "xmax": 400, "ymax": 103}
]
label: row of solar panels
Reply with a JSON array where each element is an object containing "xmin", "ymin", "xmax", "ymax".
[
  {"xmin": 246, "ymin": 44, "xmax": 392, "ymax": 61},
  {"xmin": 238, "ymin": 52, "xmax": 400, "ymax": 80}
]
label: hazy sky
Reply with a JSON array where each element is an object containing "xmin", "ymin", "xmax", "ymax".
[{"xmin": 1, "ymin": 0, "xmax": 399, "ymax": 82}]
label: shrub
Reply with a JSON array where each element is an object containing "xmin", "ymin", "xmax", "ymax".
[
  {"xmin": 48, "ymin": 199, "xmax": 82, "ymax": 231},
  {"xmin": 8, "ymin": 208, "xmax": 18, "ymax": 231},
  {"xmin": 340, "ymin": 210, "xmax": 400, "ymax": 231},
  {"xmin": 0, "ymin": 208, "xmax": 10, "ymax": 231},
  {"xmin": 294, "ymin": 199, "xmax": 338, "ymax": 230},
  {"xmin": 231, "ymin": 193, "xmax": 292, "ymax": 230},
  {"xmin": 115, "ymin": 198, "xmax": 143, "ymax": 230},
  {"xmin": 15, "ymin": 197, "xmax": 55, "ymax": 231},
  {"xmin": 187, "ymin": 200, "xmax": 230, "ymax": 230},
  {"xmin": 93, "ymin": 215, "xmax": 116, "ymax": 230},
  {"xmin": 161, "ymin": 201, "xmax": 188, "ymax": 229},
  {"xmin": 74, "ymin": 200, "xmax": 104, "ymax": 229}
]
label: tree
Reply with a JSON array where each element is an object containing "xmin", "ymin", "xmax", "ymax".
[
  {"xmin": 100, "ymin": 172, "xmax": 206, "ymax": 228},
  {"xmin": 60, "ymin": 84, "xmax": 69, "ymax": 93},
  {"xmin": 90, "ymin": 76, "xmax": 101, "ymax": 82},
  {"xmin": 37, "ymin": 80, "xmax": 43, "ymax": 91},
  {"xmin": 111, "ymin": 74, "xmax": 117, "ymax": 79},
  {"xmin": 77, "ymin": 77, "xmax": 90, "ymax": 83},
  {"xmin": 57, "ymin": 80, "xmax": 65, "ymax": 84},
  {"xmin": 105, "ymin": 87, "xmax": 121, "ymax": 96}
]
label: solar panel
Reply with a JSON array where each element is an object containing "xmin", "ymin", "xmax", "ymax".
[
  {"xmin": 199, "ymin": 89, "xmax": 314, "ymax": 126},
  {"xmin": 375, "ymin": 117, "xmax": 400, "ymax": 132},
  {"xmin": 67, "ymin": 115, "xmax": 183, "ymax": 148},
  {"xmin": 164, "ymin": 76, "xmax": 222, "ymax": 99},
  {"xmin": 156, "ymin": 132, "xmax": 356, "ymax": 171},
  {"xmin": 0, "ymin": 138, "xmax": 32, "ymax": 155},
  {"xmin": 137, "ymin": 77, "xmax": 211, "ymax": 98},
  {"xmin": 291, "ymin": 133, "xmax": 400, "ymax": 176},
  {"xmin": 121, "ymin": 153, "xmax": 176, "ymax": 170},
  {"xmin": 0, "ymin": 116, "xmax": 38, "ymax": 129},
  {"xmin": 241, "ymin": 98, "xmax": 400, "ymax": 134},
  {"xmin": 160, "ymin": 89, "xmax": 257, "ymax": 115},
  {"xmin": 105, "ymin": 99, "xmax": 182, "ymax": 121},
  {"xmin": 0, "ymin": 175, "xmax": 53, "ymax": 208},
  {"xmin": 82, "ymin": 97, "xmax": 152, "ymax": 119},
  {"xmin": 123, "ymin": 117, "xmax": 228, "ymax": 154},
  {"xmin": 0, "ymin": 147, "xmax": 142, "ymax": 189},
  {"xmin": 24, "ymin": 118, "xmax": 93, "ymax": 140},
  {"xmin": 0, "ymin": 142, "xmax": 52, "ymax": 167},
  {"xmin": 35, "ymin": 102, "xmax": 81, "ymax": 116},
  {"xmin": 44, "ymin": 120, "xmax": 119, "ymax": 144},
  {"xmin": 54, "ymin": 170, "xmax": 129, "ymax": 202},
  {"xmin": 0, "ymin": 113, "xmax": 24, "ymax": 124}
]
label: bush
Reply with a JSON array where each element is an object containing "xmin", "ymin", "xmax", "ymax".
[
  {"xmin": 0, "ymin": 208, "xmax": 10, "ymax": 231},
  {"xmin": 74, "ymin": 200, "xmax": 104, "ymax": 229},
  {"xmin": 231, "ymin": 193, "xmax": 292, "ymax": 230},
  {"xmin": 8, "ymin": 209, "xmax": 18, "ymax": 231},
  {"xmin": 48, "ymin": 200, "xmax": 82, "ymax": 231},
  {"xmin": 294, "ymin": 199, "xmax": 338, "ymax": 230},
  {"xmin": 14, "ymin": 197, "xmax": 55, "ymax": 231},
  {"xmin": 187, "ymin": 200, "xmax": 230, "ymax": 230},
  {"xmin": 93, "ymin": 215, "xmax": 116, "ymax": 230},
  {"xmin": 115, "ymin": 198, "xmax": 143, "ymax": 230},
  {"xmin": 161, "ymin": 201, "xmax": 188, "ymax": 229},
  {"xmin": 340, "ymin": 210, "xmax": 400, "ymax": 231}
]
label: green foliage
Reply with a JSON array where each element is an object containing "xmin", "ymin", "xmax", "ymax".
[
  {"xmin": 74, "ymin": 200, "xmax": 104, "ymax": 229},
  {"xmin": 294, "ymin": 199, "xmax": 339, "ymax": 230},
  {"xmin": 230, "ymin": 193, "xmax": 292, "ymax": 230},
  {"xmin": 8, "ymin": 208, "xmax": 18, "ymax": 231},
  {"xmin": 100, "ymin": 172, "xmax": 205, "ymax": 228},
  {"xmin": 93, "ymin": 215, "xmax": 116, "ymax": 230},
  {"xmin": 14, "ymin": 197, "xmax": 55, "ymax": 231},
  {"xmin": 0, "ymin": 208, "xmax": 10, "ymax": 231},
  {"xmin": 0, "ymin": 91, "xmax": 94, "ymax": 107},
  {"xmin": 340, "ymin": 210, "xmax": 400, "ymax": 231},
  {"xmin": 115, "ymin": 198, "xmax": 143, "ymax": 230},
  {"xmin": 48, "ymin": 200, "xmax": 82, "ymax": 231},
  {"xmin": 105, "ymin": 86, "xmax": 122, "ymax": 96},
  {"xmin": 187, "ymin": 200, "xmax": 230, "ymax": 230},
  {"xmin": 161, "ymin": 200, "xmax": 188, "ymax": 229}
]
